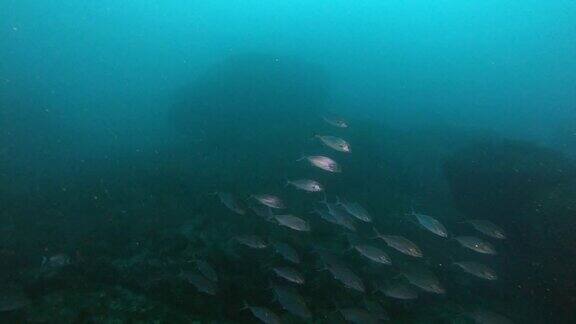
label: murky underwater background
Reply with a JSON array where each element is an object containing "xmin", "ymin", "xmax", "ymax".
[{"xmin": 1, "ymin": 1, "xmax": 576, "ymax": 323}]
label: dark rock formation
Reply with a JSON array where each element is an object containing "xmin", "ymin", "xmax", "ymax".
[{"xmin": 444, "ymin": 139, "xmax": 576, "ymax": 322}]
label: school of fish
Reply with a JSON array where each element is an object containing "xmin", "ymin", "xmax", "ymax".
[{"xmin": 193, "ymin": 115, "xmax": 514, "ymax": 323}]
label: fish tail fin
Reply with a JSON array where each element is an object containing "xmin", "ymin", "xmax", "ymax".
[
  {"xmin": 344, "ymin": 233, "xmax": 356, "ymax": 251},
  {"xmin": 453, "ymin": 304, "xmax": 467, "ymax": 317},
  {"xmin": 296, "ymin": 156, "xmax": 306, "ymax": 162},
  {"xmin": 331, "ymin": 299, "xmax": 343, "ymax": 315},
  {"xmin": 307, "ymin": 244, "xmax": 320, "ymax": 255},
  {"xmin": 369, "ymin": 281, "xmax": 383, "ymax": 295},
  {"xmin": 370, "ymin": 227, "xmax": 382, "ymax": 239},
  {"xmin": 446, "ymin": 255, "xmax": 457, "ymax": 266},
  {"xmin": 260, "ymin": 263, "xmax": 274, "ymax": 277},
  {"xmin": 239, "ymin": 300, "xmax": 250, "ymax": 311},
  {"xmin": 259, "ymin": 260, "xmax": 272, "ymax": 271},
  {"xmin": 404, "ymin": 204, "xmax": 416, "ymax": 217},
  {"xmin": 344, "ymin": 231, "xmax": 354, "ymax": 241},
  {"xmin": 423, "ymin": 257, "xmax": 432, "ymax": 267},
  {"xmin": 310, "ymin": 251, "xmax": 328, "ymax": 272},
  {"xmin": 265, "ymin": 214, "xmax": 275, "ymax": 223},
  {"xmin": 319, "ymin": 193, "xmax": 328, "ymax": 206},
  {"xmin": 284, "ymin": 179, "xmax": 291, "ymax": 187},
  {"xmin": 315, "ymin": 261, "xmax": 327, "ymax": 272},
  {"xmin": 230, "ymin": 249, "xmax": 241, "ymax": 260},
  {"xmin": 187, "ymin": 253, "xmax": 199, "ymax": 264}
]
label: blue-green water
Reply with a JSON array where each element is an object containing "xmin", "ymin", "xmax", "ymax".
[{"xmin": 1, "ymin": 1, "xmax": 575, "ymax": 323}]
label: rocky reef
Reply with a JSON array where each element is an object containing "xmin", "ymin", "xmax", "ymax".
[{"xmin": 444, "ymin": 139, "xmax": 576, "ymax": 321}]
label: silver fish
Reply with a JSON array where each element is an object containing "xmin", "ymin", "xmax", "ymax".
[
  {"xmin": 341, "ymin": 200, "xmax": 372, "ymax": 222},
  {"xmin": 454, "ymin": 261, "xmax": 498, "ymax": 280},
  {"xmin": 313, "ymin": 207, "xmax": 340, "ymax": 225},
  {"xmin": 467, "ymin": 219, "xmax": 507, "ymax": 240},
  {"xmin": 196, "ymin": 260, "xmax": 218, "ymax": 282},
  {"xmin": 236, "ymin": 235, "xmax": 268, "ymax": 249},
  {"xmin": 299, "ymin": 155, "xmax": 341, "ymax": 173},
  {"xmin": 286, "ymin": 179, "xmax": 324, "ymax": 192},
  {"xmin": 273, "ymin": 267, "xmax": 305, "ymax": 285},
  {"xmin": 274, "ymin": 215, "xmax": 310, "ymax": 232},
  {"xmin": 380, "ymin": 283, "xmax": 418, "ymax": 300},
  {"xmin": 323, "ymin": 261, "xmax": 365, "ymax": 292},
  {"xmin": 467, "ymin": 309, "xmax": 513, "ymax": 324},
  {"xmin": 411, "ymin": 211, "xmax": 448, "ymax": 238},
  {"xmin": 314, "ymin": 135, "xmax": 351, "ymax": 153},
  {"xmin": 271, "ymin": 285, "xmax": 311, "ymax": 319},
  {"xmin": 217, "ymin": 192, "xmax": 245, "ymax": 215},
  {"xmin": 332, "ymin": 208, "xmax": 356, "ymax": 231},
  {"xmin": 273, "ymin": 242, "xmax": 300, "ymax": 264},
  {"xmin": 322, "ymin": 115, "xmax": 348, "ymax": 128},
  {"xmin": 41, "ymin": 254, "xmax": 71, "ymax": 269},
  {"xmin": 249, "ymin": 200, "xmax": 275, "ymax": 220},
  {"xmin": 181, "ymin": 271, "xmax": 217, "ymax": 295},
  {"xmin": 340, "ymin": 308, "xmax": 379, "ymax": 324},
  {"xmin": 253, "ymin": 194, "xmax": 286, "ymax": 209},
  {"xmin": 242, "ymin": 303, "xmax": 282, "ymax": 324},
  {"xmin": 353, "ymin": 244, "xmax": 391, "ymax": 265},
  {"xmin": 454, "ymin": 236, "xmax": 497, "ymax": 255},
  {"xmin": 373, "ymin": 228, "xmax": 422, "ymax": 257},
  {"xmin": 321, "ymin": 198, "xmax": 356, "ymax": 231},
  {"xmin": 402, "ymin": 268, "xmax": 445, "ymax": 294}
]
